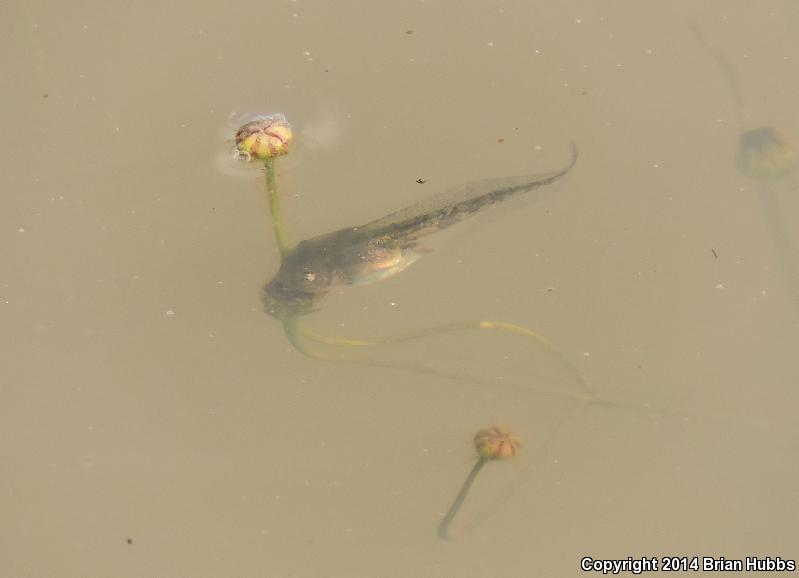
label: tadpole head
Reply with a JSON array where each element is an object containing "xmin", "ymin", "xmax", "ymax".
[
  {"xmin": 262, "ymin": 278, "xmax": 321, "ymax": 319},
  {"xmin": 737, "ymin": 126, "xmax": 799, "ymax": 181}
]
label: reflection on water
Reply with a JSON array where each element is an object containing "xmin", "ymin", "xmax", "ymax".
[
  {"xmin": 695, "ymin": 27, "xmax": 799, "ymax": 308},
  {"xmin": 738, "ymin": 128, "xmax": 799, "ymax": 309},
  {"xmin": 738, "ymin": 127, "xmax": 799, "ymax": 180}
]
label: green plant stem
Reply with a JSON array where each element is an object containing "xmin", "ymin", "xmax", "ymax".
[
  {"xmin": 295, "ymin": 318, "xmax": 591, "ymax": 395},
  {"xmin": 437, "ymin": 456, "xmax": 487, "ymax": 540},
  {"xmin": 264, "ymin": 157, "xmax": 289, "ymax": 256}
]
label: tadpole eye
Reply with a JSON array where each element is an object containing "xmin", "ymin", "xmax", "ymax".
[{"xmin": 302, "ymin": 271, "xmax": 316, "ymax": 282}]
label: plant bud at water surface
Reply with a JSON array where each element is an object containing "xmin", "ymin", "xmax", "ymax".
[
  {"xmin": 473, "ymin": 426, "xmax": 521, "ymax": 461},
  {"xmin": 235, "ymin": 114, "xmax": 292, "ymax": 160}
]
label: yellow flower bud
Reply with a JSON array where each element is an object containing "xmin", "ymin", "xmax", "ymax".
[
  {"xmin": 473, "ymin": 426, "xmax": 521, "ymax": 461},
  {"xmin": 235, "ymin": 114, "xmax": 293, "ymax": 160}
]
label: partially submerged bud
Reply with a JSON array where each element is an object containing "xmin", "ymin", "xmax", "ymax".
[
  {"xmin": 437, "ymin": 425, "xmax": 521, "ymax": 539},
  {"xmin": 473, "ymin": 426, "xmax": 521, "ymax": 461},
  {"xmin": 235, "ymin": 114, "xmax": 293, "ymax": 160},
  {"xmin": 737, "ymin": 127, "xmax": 799, "ymax": 181}
]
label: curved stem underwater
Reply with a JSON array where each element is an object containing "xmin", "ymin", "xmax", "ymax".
[
  {"xmin": 293, "ymin": 318, "xmax": 592, "ymax": 395},
  {"xmin": 280, "ymin": 317, "xmax": 783, "ymax": 435}
]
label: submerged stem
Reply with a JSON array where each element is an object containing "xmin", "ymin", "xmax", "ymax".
[
  {"xmin": 283, "ymin": 317, "xmax": 775, "ymax": 431},
  {"xmin": 265, "ymin": 157, "xmax": 290, "ymax": 256},
  {"xmin": 437, "ymin": 456, "xmax": 488, "ymax": 540},
  {"xmin": 296, "ymin": 318, "xmax": 591, "ymax": 395}
]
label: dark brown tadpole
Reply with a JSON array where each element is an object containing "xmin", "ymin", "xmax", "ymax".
[
  {"xmin": 263, "ymin": 143, "xmax": 578, "ymax": 321},
  {"xmin": 250, "ymin": 138, "xmax": 589, "ymax": 397},
  {"xmin": 227, "ymin": 117, "xmax": 588, "ymax": 397}
]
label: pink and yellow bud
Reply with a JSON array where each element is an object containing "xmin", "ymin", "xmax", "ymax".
[
  {"xmin": 235, "ymin": 114, "xmax": 293, "ymax": 160},
  {"xmin": 473, "ymin": 426, "xmax": 521, "ymax": 461}
]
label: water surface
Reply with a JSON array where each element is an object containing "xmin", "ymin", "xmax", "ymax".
[{"xmin": 2, "ymin": 1, "xmax": 797, "ymax": 576}]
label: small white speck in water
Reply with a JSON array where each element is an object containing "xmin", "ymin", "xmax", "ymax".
[{"xmin": 166, "ymin": 309, "xmax": 175, "ymax": 316}]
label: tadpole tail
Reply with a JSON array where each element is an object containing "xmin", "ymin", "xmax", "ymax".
[{"xmin": 362, "ymin": 142, "xmax": 578, "ymax": 245}]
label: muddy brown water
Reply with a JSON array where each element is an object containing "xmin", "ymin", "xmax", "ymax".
[{"xmin": 3, "ymin": 2, "xmax": 797, "ymax": 577}]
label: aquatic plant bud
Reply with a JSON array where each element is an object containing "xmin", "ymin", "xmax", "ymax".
[
  {"xmin": 437, "ymin": 425, "xmax": 521, "ymax": 540},
  {"xmin": 473, "ymin": 426, "xmax": 521, "ymax": 461},
  {"xmin": 737, "ymin": 127, "xmax": 799, "ymax": 180},
  {"xmin": 235, "ymin": 114, "xmax": 292, "ymax": 160}
]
